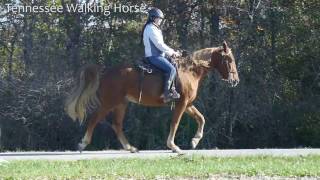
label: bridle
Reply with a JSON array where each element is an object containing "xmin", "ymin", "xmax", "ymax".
[{"xmin": 221, "ymin": 49, "xmax": 238, "ymax": 87}]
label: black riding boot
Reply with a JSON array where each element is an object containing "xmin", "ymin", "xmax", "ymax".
[
  {"xmin": 163, "ymin": 81, "xmax": 180, "ymax": 103},
  {"xmin": 170, "ymin": 86, "xmax": 180, "ymax": 99}
]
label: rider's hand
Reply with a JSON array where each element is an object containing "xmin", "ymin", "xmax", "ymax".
[{"xmin": 172, "ymin": 51, "xmax": 182, "ymax": 58}]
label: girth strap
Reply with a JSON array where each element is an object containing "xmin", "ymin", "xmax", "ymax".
[{"xmin": 138, "ymin": 70, "xmax": 144, "ymax": 104}]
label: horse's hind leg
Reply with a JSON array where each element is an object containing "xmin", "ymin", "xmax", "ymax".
[
  {"xmin": 78, "ymin": 106, "xmax": 112, "ymax": 152},
  {"xmin": 112, "ymin": 102, "xmax": 138, "ymax": 153},
  {"xmin": 185, "ymin": 105, "xmax": 205, "ymax": 149}
]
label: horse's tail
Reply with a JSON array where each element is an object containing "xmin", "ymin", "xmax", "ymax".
[{"xmin": 64, "ymin": 64, "xmax": 101, "ymax": 124}]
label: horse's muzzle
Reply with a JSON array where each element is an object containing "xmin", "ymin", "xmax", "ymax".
[
  {"xmin": 228, "ymin": 79, "xmax": 239, "ymax": 87},
  {"xmin": 231, "ymin": 80, "xmax": 239, "ymax": 87}
]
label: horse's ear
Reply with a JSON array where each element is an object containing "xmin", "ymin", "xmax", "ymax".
[{"xmin": 223, "ymin": 41, "xmax": 228, "ymax": 53}]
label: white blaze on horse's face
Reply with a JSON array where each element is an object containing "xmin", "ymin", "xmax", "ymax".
[
  {"xmin": 219, "ymin": 42, "xmax": 240, "ymax": 87},
  {"xmin": 225, "ymin": 49, "xmax": 239, "ymax": 87}
]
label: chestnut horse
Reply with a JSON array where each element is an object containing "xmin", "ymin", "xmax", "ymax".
[{"xmin": 65, "ymin": 41, "xmax": 239, "ymax": 154}]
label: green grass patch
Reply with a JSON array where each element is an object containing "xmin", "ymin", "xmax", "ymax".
[{"xmin": 0, "ymin": 155, "xmax": 320, "ymax": 179}]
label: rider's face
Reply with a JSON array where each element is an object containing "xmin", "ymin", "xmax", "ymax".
[{"xmin": 154, "ymin": 18, "xmax": 163, "ymax": 26}]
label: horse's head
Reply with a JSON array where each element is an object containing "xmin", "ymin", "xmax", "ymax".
[{"xmin": 211, "ymin": 41, "xmax": 239, "ymax": 87}]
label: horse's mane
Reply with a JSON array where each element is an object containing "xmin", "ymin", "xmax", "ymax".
[{"xmin": 176, "ymin": 47, "xmax": 222, "ymax": 70}]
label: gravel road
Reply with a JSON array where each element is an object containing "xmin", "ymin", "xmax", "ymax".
[{"xmin": 0, "ymin": 149, "xmax": 319, "ymax": 161}]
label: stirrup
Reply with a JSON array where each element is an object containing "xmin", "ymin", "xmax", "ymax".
[
  {"xmin": 162, "ymin": 92, "xmax": 180, "ymax": 103},
  {"xmin": 170, "ymin": 89, "xmax": 180, "ymax": 99}
]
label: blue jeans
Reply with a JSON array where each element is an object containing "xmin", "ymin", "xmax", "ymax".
[{"xmin": 148, "ymin": 56, "xmax": 176, "ymax": 93}]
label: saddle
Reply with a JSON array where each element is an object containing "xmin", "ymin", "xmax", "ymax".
[
  {"xmin": 135, "ymin": 57, "xmax": 180, "ymax": 104},
  {"xmin": 136, "ymin": 57, "xmax": 160, "ymax": 74}
]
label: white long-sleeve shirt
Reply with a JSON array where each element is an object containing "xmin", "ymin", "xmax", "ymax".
[{"xmin": 143, "ymin": 23, "xmax": 175, "ymax": 57}]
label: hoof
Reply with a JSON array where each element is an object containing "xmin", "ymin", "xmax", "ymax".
[
  {"xmin": 129, "ymin": 146, "xmax": 139, "ymax": 153},
  {"xmin": 78, "ymin": 143, "xmax": 86, "ymax": 153},
  {"xmin": 191, "ymin": 138, "xmax": 200, "ymax": 149},
  {"xmin": 172, "ymin": 146, "xmax": 184, "ymax": 155}
]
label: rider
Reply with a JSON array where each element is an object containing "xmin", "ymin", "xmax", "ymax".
[{"xmin": 142, "ymin": 8, "xmax": 181, "ymax": 103}]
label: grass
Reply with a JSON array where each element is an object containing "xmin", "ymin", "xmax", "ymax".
[{"xmin": 0, "ymin": 155, "xmax": 320, "ymax": 179}]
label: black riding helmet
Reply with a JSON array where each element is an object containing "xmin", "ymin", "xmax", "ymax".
[{"xmin": 148, "ymin": 8, "xmax": 164, "ymax": 21}]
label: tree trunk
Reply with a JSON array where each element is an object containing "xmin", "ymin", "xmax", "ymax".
[
  {"xmin": 7, "ymin": 34, "xmax": 16, "ymax": 82},
  {"xmin": 175, "ymin": 0, "xmax": 192, "ymax": 50},
  {"xmin": 200, "ymin": 4, "xmax": 205, "ymax": 47},
  {"xmin": 22, "ymin": 15, "xmax": 35, "ymax": 74},
  {"xmin": 62, "ymin": 0, "xmax": 83, "ymax": 74},
  {"xmin": 210, "ymin": 0, "xmax": 220, "ymax": 44}
]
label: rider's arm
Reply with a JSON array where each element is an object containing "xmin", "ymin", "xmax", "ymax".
[{"xmin": 147, "ymin": 25, "xmax": 175, "ymax": 56}]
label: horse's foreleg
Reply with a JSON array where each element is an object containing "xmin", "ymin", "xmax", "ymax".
[
  {"xmin": 112, "ymin": 103, "xmax": 138, "ymax": 153},
  {"xmin": 78, "ymin": 107, "xmax": 111, "ymax": 152},
  {"xmin": 167, "ymin": 101, "xmax": 188, "ymax": 154},
  {"xmin": 185, "ymin": 105, "xmax": 205, "ymax": 149}
]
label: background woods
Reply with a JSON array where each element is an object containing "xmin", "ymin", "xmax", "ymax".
[{"xmin": 0, "ymin": 0, "xmax": 319, "ymax": 151}]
